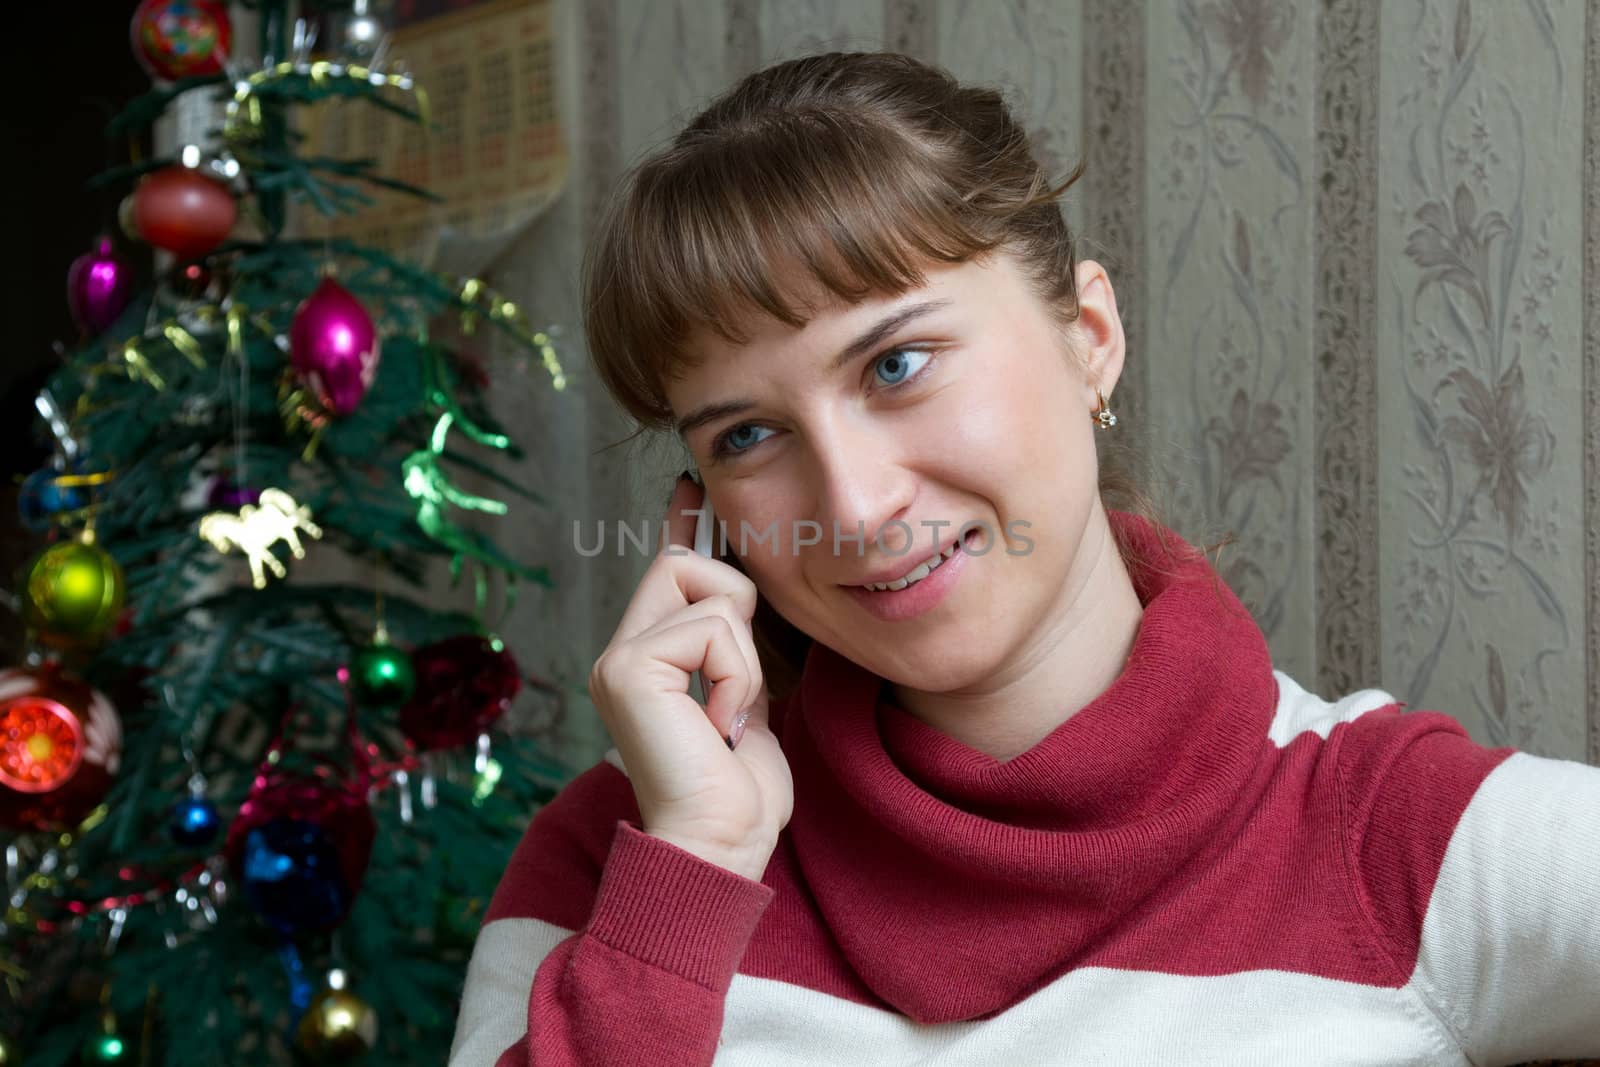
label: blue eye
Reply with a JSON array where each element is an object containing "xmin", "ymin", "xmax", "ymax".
[
  {"xmin": 872, "ymin": 347, "xmax": 930, "ymax": 386},
  {"xmin": 712, "ymin": 423, "xmax": 774, "ymax": 458},
  {"xmin": 708, "ymin": 347, "xmax": 935, "ymax": 461}
]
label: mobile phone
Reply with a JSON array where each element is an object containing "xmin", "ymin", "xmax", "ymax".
[
  {"xmin": 693, "ymin": 498, "xmax": 716, "ymax": 559},
  {"xmin": 691, "ymin": 499, "xmax": 716, "ymax": 709}
]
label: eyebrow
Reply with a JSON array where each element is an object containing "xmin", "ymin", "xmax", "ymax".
[{"xmin": 672, "ymin": 299, "xmax": 952, "ymax": 439}]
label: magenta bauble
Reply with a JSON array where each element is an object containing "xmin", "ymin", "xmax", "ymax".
[
  {"xmin": 66, "ymin": 236, "xmax": 136, "ymax": 336},
  {"xmin": 288, "ymin": 278, "xmax": 382, "ymax": 417},
  {"xmin": 206, "ymin": 476, "xmax": 261, "ymax": 510}
]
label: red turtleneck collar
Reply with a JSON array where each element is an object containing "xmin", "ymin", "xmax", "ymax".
[{"xmin": 776, "ymin": 510, "xmax": 1281, "ymax": 1022}]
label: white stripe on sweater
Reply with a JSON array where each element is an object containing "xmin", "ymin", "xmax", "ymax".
[
  {"xmin": 449, "ymin": 917, "xmax": 568, "ymax": 1065},
  {"xmin": 454, "ymin": 913, "xmax": 1467, "ymax": 1066},
  {"xmin": 1413, "ymin": 750, "xmax": 1600, "ymax": 1065},
  {"xmin": 1266, "ymin": 671, "xmax": 1397, "ymax": 747},
  {"xmin": 452, "ymin": 682, "xmax": 1600, "ymax": 1066}
]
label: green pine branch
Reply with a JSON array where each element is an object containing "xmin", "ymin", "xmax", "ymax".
[{"xmin": 12, "ymin": 6, "xmax": 578, "ymax": 1060}]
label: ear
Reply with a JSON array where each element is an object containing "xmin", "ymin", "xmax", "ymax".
[{"xmin": 1070, "ymin": 259, "xmax": 1127, "ymax": 411}]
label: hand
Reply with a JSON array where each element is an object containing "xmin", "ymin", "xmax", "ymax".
[{"xmin": 587, "ymin": 475, "xmax": 794, "ymax": 881}]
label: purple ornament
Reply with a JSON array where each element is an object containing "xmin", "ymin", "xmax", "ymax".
[
  {"xmin": 288, "ymin": 278, "xmax": 381, "ymax": 417},
  {"xmin": 66, "ymin": 236, "xmax": 135, "ymax": 337},
  {"xmin": 206, "ymin": 476, "xmax": 261, "ymax": 510}
]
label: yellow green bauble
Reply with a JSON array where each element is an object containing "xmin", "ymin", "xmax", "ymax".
[{"xmin": 25, "ymin": 537, "xmax": 125, "ymax": 648}]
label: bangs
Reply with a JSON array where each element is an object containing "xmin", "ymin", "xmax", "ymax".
[{"xmin": 585, "ymin": 114, "xmax": 1021, "ymax": 426}]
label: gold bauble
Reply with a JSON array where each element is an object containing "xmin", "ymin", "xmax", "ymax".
[
  {"xmin": 293, "ymin": 988, "xmax": 378, "ymax": 1062},
  {"xmin": 117, "ymin": 194, "xmax": 142, "ymax": 243}
]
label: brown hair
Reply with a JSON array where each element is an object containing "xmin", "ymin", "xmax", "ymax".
[{"xmin": 583, "ymin": 51, "xmax": 1195, "ymax": 701}]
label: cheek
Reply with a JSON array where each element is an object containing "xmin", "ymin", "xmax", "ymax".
[
  {"xmin": 931, "ymin": 363, "xmax": 1084, "ymax": 487},
  {"xmin": 713, "ymin": 487, "xmax": 802, "ymax": 576}
]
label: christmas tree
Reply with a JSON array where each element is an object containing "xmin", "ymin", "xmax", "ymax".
[{"xmin": 4, "ymin": 2, "xmax": 573, "ymax": 1062}]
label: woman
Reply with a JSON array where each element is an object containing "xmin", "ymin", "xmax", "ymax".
[{"xmin": 450, "ymin": 52, "xmax": 1600, "ymax": 1066}]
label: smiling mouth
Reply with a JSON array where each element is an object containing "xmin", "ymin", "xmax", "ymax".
[{"xmin": 857, "ymin": 535, "xmax": 966, "ymax": 592}]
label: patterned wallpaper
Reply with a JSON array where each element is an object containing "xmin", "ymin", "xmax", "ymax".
[{"xmin": 482, "ymin": 0, "xmax": 1600, "ymax": 771}]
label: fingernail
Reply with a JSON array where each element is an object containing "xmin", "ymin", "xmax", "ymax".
[{"xmin": 726, "ymin": 707, "xmax": 752, "ymax": 750}]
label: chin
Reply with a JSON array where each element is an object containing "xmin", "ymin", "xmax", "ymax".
[{"xmin": 843, "ymin": 634, "xmax": 1003, "ymax": 695}]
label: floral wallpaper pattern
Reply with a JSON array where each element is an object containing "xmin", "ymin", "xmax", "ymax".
[
  {"xmin": 1379, "ymin": 0, "xmax": 1587, "ymax": 760},
  {"xmin": 496, "ymin": 0, "xmax": 1600, "ymax": 772},
  {"xmin": 1149, "ymin": 0, "xmax": 1314, "ymax": 677}
]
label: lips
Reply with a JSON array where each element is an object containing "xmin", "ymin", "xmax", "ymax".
[
  {"xmin": 843, "ymin": 529, "xmax": 972, "ymax": 621},
  {"xmin": 847, "ymin": 530, "xmax": 978, "ymax": 591},
  {"xmin": 857, "ymin": 537, "xmax": 963, "ymax": 591}
]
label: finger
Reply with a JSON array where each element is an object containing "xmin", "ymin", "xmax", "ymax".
[
  {"xmin": 629, "ymin": 614, "xmax": 756, "ymax": 740},
  {"xmin": 614, "ymin": 553, "xmax": 757, "ymax": 644},
  {"xmin": 658, "ymin": 474, "xmax": 704, "ymax": 558},
  {"xmin": 637, "ymin": 594, "xmax": 764, "ymax": 715}
]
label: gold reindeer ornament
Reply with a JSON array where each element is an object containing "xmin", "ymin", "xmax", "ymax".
[{"xmin": 199, "ymin": 487, "xmax": 324, "ymax": 588}]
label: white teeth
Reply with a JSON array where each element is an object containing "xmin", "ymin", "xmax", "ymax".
[{"xmin": 863, "ymin": 539, "xmax": 962, "ymax": 592}]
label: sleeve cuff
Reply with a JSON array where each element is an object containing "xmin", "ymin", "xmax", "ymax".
[{"xmin": 583, "ymin": 819, "xmax": 776, "ymax": 993}]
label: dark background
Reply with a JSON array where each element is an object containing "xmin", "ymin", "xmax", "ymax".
[
  {"xmin": 3, "ymin": 5, "xmax": 151, "ymax": 482},
  {"xmin": 2, "ymin": 6, "xmax": 149, "ymax": 652}
]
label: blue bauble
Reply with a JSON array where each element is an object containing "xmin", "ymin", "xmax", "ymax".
[
  {"xmin": 240, "ymin": 817, "xmax": 354, "ymax": 936},
  {"xmin": 18, "ymin": 464, "xmax": 90, "ymax": 531},
  {"xmin": 168, "ymin": 796, "xmax": 221, "ymax": 847}
]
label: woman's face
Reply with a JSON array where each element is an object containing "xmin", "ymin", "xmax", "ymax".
[{"xmin": 667, "ymin": 251, "xmax": 1126, "ymax": 691}]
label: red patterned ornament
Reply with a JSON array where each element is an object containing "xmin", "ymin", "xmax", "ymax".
[
  {"xmin": 130, "ymin": 0, "xmax": 233, "ymax": 82},
  {"xmin": 398, "ymin": 635, "xmax": 520, "ymax": 752},
  {"xmin": 0, "ymin": 665, "xmax": 123, "ymax": 832}
]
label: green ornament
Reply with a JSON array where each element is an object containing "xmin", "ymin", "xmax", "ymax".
[
  {"xmin": 80, "ymin": 1030, "xmax": 129, "ymax": 1064},
  {"xmin": 0, "ymin": 1034, "xmax": 21, "ymax": 1065},
  {"xmin": 349, "ymin": 639, "xmax": 416, "ymax": 708},
  {"xmin": 26, "ymin": 536, "xmax": 125, "ymax": 648}
]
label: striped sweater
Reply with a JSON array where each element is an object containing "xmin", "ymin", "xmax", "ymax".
[{"xmin": 450, "ymin": 517, "xmax": 1600, "ymax": 1066}]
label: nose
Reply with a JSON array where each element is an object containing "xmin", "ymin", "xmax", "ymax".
[{"xmin": 806, "ymin": 414, "xmax": 917, "ymax": 562}]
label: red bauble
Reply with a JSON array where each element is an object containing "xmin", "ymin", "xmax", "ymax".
[
  {"xmin": 398, "ymin": 636, "xmax": 521, "ymax": 751},
  {"xmin": 134, "ymin": 166, "xmax": 237, "ymax": 260},
  {"xmin": 0, "ymin": 665, "xmax": 123, "ymax": 832},
  {"xmin": 130, "ymin": 0, "xmax": 233, "ymax": 82},
  {"xmin": 171, "ymin": 259, "xmax": 222, "ymax": 301}
]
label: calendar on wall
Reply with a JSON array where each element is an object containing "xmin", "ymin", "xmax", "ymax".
[{"xmin": 304, "ymin": 0, "xmax": 567, "ymax": 270}]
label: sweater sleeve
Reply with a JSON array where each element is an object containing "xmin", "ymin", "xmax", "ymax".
[
  {"xmin": 1335, "ymin": 707, "xmax": 1600, "ymax": 1065},
  {"xmin": 448, "ymin": 759, "xmax": 776, "ymax": 1067}
]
